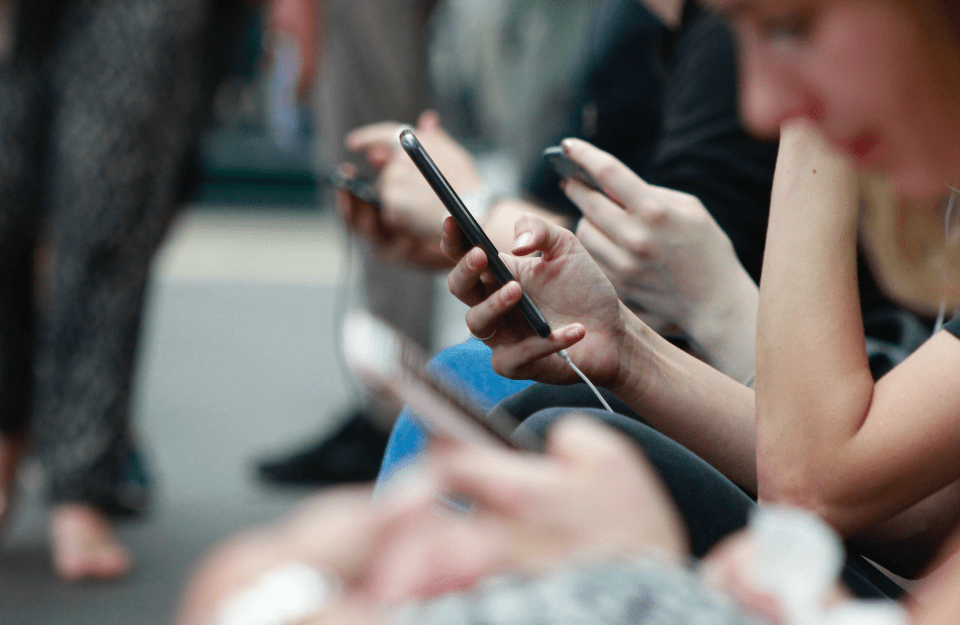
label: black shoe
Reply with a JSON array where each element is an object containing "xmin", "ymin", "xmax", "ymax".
[{"xmin": 256, "ymin": 411, "xmax": 389, "ymax": 487}]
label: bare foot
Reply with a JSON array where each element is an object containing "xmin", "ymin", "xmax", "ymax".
[
  {"xmin": 0, "ymin": 431, "xmax": 28, "ymax": 529},
  {"xmin": 50, "ymin": 503, "xmax": 133, "ymax": 581}
]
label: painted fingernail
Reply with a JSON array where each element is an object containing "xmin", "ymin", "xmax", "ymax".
[{"xmin": 514, "ymin": 232, "xmax": 534, "ymax": 249}]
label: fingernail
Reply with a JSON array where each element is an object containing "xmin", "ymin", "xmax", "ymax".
[
  {"xmin": 514, "ymin": 232, "xmax": 534, "ymax": 249},
  {"xmin": 466, "ymin": 248, "xmax": 484, "ymax": 269},
  {"xmin": 566, "ymin": 325, "xmax": 584, "ymax": 340},
  {"xmin": 561, "ymin": 138, "xmax": 575, "ymax": 153}
]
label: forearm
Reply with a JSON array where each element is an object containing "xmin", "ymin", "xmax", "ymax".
[
  {"xmin": 851, "ymin": 480, "xmax": 960, "ymax": 579},
  {"xmin": 686, "ymin": 264, "xmax": 759, "ymax": 387},
  {"xmin": 912, "ymin": 532, "xmax": 960, "ymax": 625},
  {"xmin": 755, "ymin": 122, "xmax": 874, "ymax": 514},
  {"xmin": 611, "ymin": 306, "xmax": 758, "ymax": 494}
]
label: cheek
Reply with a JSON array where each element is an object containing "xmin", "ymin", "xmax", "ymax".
[{"xmin": 806, "ymin": 7, "xmax": 960, "ymax": 193}]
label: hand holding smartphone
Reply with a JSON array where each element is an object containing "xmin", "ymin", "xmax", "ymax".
[{"xmin": 399, "ymin": 129, "xmax": 553, "ymax": 339}]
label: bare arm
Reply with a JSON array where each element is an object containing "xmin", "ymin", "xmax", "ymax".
[
  {"xmin": 756, "ymin": 121, "xmax": 960, "ymax": 545},
  {"xmin": 442, "ymin": 210, "xmax": 759, "ymax": 493},
  {"xmin": 608, "ymin": 315, "xmax": 758, "ymax": 492}
]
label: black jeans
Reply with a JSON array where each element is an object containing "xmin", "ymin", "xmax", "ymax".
[{"xmin": 502, "ymin": 383, "xmax": 905, "ymax": 600}]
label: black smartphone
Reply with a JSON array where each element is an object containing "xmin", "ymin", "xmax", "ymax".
[
  {"xmin": 542, "ymin": 145, "xmax": 603, "ymax": 193},
  {"xmin": 399, "ymin": 129, "xmax": 552, "ymax": 339},
  {"xmin": 327, "ymin": 171, "xmax": 381, "ymax": 207},
  {"xmin": 343, "ymin": 312, "xmax": 542, "ymax": 452}
]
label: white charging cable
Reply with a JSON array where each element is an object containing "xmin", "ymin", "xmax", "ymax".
[
  {"xmin": 557, "ymin": 348, "xmax": 615, "ymax": 413},
  {"xmin": 934, "ymin": 188, "xmax": 959, "ymax": 334}
]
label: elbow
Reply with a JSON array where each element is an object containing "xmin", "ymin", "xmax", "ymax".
[{"xmin": 757, "ymin": 459, "xmax": 861, "ymax": 535}]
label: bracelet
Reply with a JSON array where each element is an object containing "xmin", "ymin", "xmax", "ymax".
[
  {"xmin": 459, "ymin": 185, "xmax": 502, "ymax": 226},
  {"xmin": 213, "ymin": 561, "xmax": 342, "ymax": 625}
]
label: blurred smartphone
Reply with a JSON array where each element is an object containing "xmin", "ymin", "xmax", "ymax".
[
  {"xmin": 399, "ymin": 129, "xmax": 553, "ymax": 339},
  {"xmin": 542, "ymin": 146, "xmax": 603, "ymax": 193},
  {"xmin": 327, "ymin": 171, "xmax": 381, "ymax": 207},
  {"xmin": 343, "ymin": 312, "xmax": 542, "ymax": 452}
]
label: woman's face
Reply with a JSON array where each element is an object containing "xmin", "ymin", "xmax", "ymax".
[{"xmin": 703, "ymin": 0, "xmax": 960, "ymax": 203}]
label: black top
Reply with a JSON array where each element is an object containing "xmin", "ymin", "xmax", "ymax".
[
  {"xmin": 944, "ymin": 315, "xmax": 960, "ymax": 337},
  {"xmin": 524, "ymin": 0, "xmax": 778, "ymax": 282}
]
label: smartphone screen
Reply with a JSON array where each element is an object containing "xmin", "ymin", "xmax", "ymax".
[{"xmin": 398, "ymin": 129, "xmax": 552, "ymax": 339}]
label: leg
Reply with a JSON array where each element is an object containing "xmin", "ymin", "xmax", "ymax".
[
  {"xmin": 0, "ymin": 40, "xmax": 47, "ymax": 527},
  {"xmin": 32, "ymin": 0, "xmax": 218, "ymax": 579},
  {"xmin": 260, "ymin": 0, "xmax": 442, "ymax": 486},
  {"xmin": 316, "ymin": 0, "xmax": 440, "ymax": 351},
  {"xmin": 517, "ymin": 408, "xmax": 905, "ymax": 599},
  {"xmin": 497, "ymin": 381, "xmax": 641, "ymax": 422}
]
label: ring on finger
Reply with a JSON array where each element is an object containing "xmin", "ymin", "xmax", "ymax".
[{"xmin": 469, "ymin": 327, "xmax": 497, "ymax": 341}]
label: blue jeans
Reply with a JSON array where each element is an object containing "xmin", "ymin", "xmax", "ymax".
[{"xmin": 374, "ymin": 338, "xmax": 533, "ymax": 490}]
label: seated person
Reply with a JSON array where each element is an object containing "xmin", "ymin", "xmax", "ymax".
[
  {"xmin": 351, "ymin": 0, "xmax": 925, "ymax": 489},
  {"xmin": 177, "ymin": 417, "xmax": 918, "ymax": 625},
  {"xmin": 348, "ymin": 0, "xmax": 775, "ymax": 486}
]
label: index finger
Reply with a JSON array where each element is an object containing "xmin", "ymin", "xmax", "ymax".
[
  {"xmin": 564, "ymin": 177, "xmax": 645, "ymax": 246},
  {"xmin": 560, "ymin": 138, "xmax": 654, "ymax": 219}
]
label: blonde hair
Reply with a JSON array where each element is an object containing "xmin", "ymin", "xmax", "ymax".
[{"xmin": 858, "ymin": 173, "xmax": 960, "ymax": 316}]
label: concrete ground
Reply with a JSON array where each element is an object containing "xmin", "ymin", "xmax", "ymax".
[{"xmin": 0, "ymin": 206, "xmax": 466, "ymax": 625}]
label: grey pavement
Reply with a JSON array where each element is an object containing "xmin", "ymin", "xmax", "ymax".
[{"xmin": 0, "ymin": 207, "xmax": 384, "ymax": 625}]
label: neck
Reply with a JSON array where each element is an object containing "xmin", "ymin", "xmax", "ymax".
[{"xmin": 642, "ymin": 0, "xmax": 684, "ymax": 29}]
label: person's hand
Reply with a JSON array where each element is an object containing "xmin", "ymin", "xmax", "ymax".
[
  {"xmin": 346, "ymin": 110, "xmax": 486, "ymax": 238},
  {"xmin": 369, "ymin": 416, "xmax": 689, "ymax": 603},
  {"xmin": 562, "ymin": 138, "xmax": 754, "ymax": 332},
  {"xmin": 336, "ymin": 163, "xmax": 453, "ymax": 270},
  {"xmin": 560, "ymin": 138, "xmax": 760, "ymax": 382},
  {"xmin": 176, "ymin": 488, "xmax": 389, "ymax": 625},
  {"xmin": 700, "ymin": 532, "xmax": 789, "ymax": 624},
  {"xmin": 440, "ymin": 211, "xmax": 631, "ymax": 386},
  {"xmin": 177, "ymin": 420, "xmax": 689, "ymax": 624},
  {"xmin": 700, "ymin": 528, "xmax": 853, "ymax": 625}
]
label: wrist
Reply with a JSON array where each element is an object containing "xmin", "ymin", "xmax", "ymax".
[
  {"xmin": 459, "ymin": 184, "xmax": 502, "ymax": 227},
  {"xmin": 608, "ymin": 303, "xmax": 661, "ymax": 405},
  {"xmin": 684, "ymin": 268, "xmax": 759, "ymax": 384}
]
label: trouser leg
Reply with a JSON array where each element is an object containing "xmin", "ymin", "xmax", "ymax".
[
  {"xmin": 32, "ymin": 0, "xmax": 213, "ymax": 514},
  {"xmin": 516, "ymin": 408, "xmax": 904, "ymax": 599},
  {"xmin": 0, "ymin": 55, "xmax": 45, "ymax": 436},
  {"xmin": 317, "ymin": 0, "xmax": 440, "ymax": 353}
]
